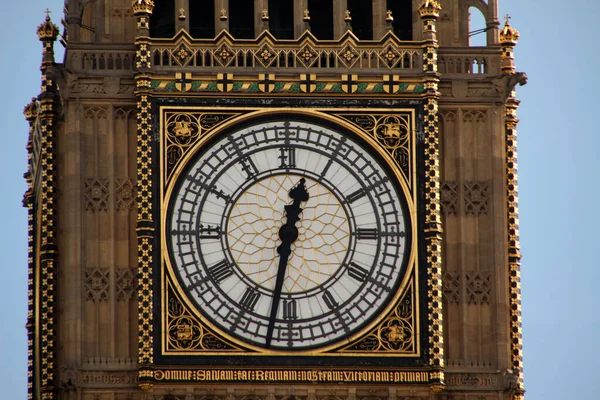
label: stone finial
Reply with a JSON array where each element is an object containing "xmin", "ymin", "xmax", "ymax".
[
  {"xmin": 132, "ymin": 0, "xmax": 155, "ymax": 15},
  {"xmin": 303, "ymin": 9, "xmax": 311, "ymax": 22},
  {"xmin": 220, "ymin": 8, "xmax": 228, "ymax": 21},
  {"xmin": 499, "ymin": 15, "xmax": 520, "ymax": 46},
  {"xmin": 262, "ymin": 9, "xmax": 269, "ymax": 21},
  {"xmin": 344, "ymin": 10, "xmax": 352, "ymax": 31},
  {"xmin": 344, "ymin": 10, "xmax": 352, "ymax": 22},
  {"xmin": 386, "ymin": 10, "xmax": 394, "ymax": 32},
  {"xmin": 37, "ymin": 11, "xmax": 59, "ymax": 41},
  {"xmin": 499, "ymin": 15, "xmax": 520, "ymax": 74},
  {"xmin": 23, "ymin": 98, "xmax": 39, "ymax": 121},
  {"xmin": 418, "ymin": 0, "xmax": 442, "ymax": 19},
  {"xmin": 178, "ymin": 8, "xmax": 186, "ymax": 20},
  {"xmin": 386, "ymin": 10, "xmax": 394, "ymax": 23}
]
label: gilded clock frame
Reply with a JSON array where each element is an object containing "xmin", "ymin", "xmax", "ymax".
[{"xmin": 158, "ymin": 106, "xmax": 421, "ymax": 359}]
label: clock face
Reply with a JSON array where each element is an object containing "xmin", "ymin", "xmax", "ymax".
[{"xmin": 166, "ymin": 119, "xmax": 410, "ymax": 351}]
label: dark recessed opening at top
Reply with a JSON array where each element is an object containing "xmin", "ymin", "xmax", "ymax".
[
  {"xmin": 348, "ymin": 0, "xmax": 373, "ymax": 40},
  {"xmin": 387, "ymin": 0, "xmax": 413, "ymax": 40},
  {"xmin": 269, "ymin": 0, "xmax": 294, "ymax": 39},
  {"xmin": 190, "ymin": 0, "xmax": 215, "ymax": 38},
  {"xmin": 149, "ymin": 0, "xmax": 175, "ymax": 38},
  {"xmin": 229, "ymin": 0, "xmax": 255, "ymax": 39},
  {"xmin": 308, "ymin": 0, "xmax": 334, "ymax": 40}
]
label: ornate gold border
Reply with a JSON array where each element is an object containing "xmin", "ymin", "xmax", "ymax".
[
  {"xmin": 134, "ymin": 2, "xmax": 156, "ymax": 388},
  {"xmin": 159, "ymin": 107, "xmax": 420, "ymax": 357},
  {"xmin": 418, "ymin": 0, "xmax": 445, "ymax": 391},
  {"xmin": 27, "ymin": 14, "xmax": 61, "ymax": 399},
  {"xmin": 23, "ymin": 98, "xmax": 37, "ymax": 400}
]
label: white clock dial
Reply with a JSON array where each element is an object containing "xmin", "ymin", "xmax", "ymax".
[{"xmin": 167, "ymin": 119, "xmax": 409, "ymax": 350}]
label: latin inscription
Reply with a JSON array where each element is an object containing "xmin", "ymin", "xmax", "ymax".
[{"xmin": 154, "ymin": 369, "xmax": 430, "ymax": 383}]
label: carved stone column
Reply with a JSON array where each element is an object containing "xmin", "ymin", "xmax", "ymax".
[
  {"xmin": 418, "ymin": 0, "xmax": 445, "ymax": 393},
  {"xmin": 132, "ymin": 0, "xmax": 156, "ymax": 392},
  {"xmin": 36, "ymin": 12, "xmax": 61, "ymax": 400},
  {"xmin": 500, "ymin": 17, "xmax": 525, "ymax": 400},
  {"xmin": 333, "ymin": 0, "xmax": 348, "ymax": 38}
]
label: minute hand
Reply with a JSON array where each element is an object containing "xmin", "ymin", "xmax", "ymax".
[{"xmin": 265, "ymin": 178, "xmax": 310, "ymax": 347}]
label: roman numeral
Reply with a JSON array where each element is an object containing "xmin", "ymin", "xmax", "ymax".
[
  {"xmin": 320, "ymin": 137, "xmax": 346, "ymax": 177},
  {"xmin": 209, "ymin": 260, "xmax": 234, "ymax": 283},
  {"xmin": 282, "ymin": 299, "xmax": 297, "ymax": 320},
  {"xmin": 239, "ymin": 156, "xmax": 259, "ymax": 178},
  {"xmin": 228, "ymin": 136, "xmax": 259, "ymax": 178},
  {"xmin": 198, "ymin": 224, "xmax": 221, "ymax": 240},
  {"xmin": 240, "ymin": 287, "xmax": 260, "ymax": 311},
  {"xmin": 345, "ymin": 178, "xmax": 390, "ymax": 204},
  {"xmin": 356, "ymin": 228, "xmax": 379, "ymax": 240},
  {"xmin": 185, "ymin": 176, "xmax": 232, "ymax": 204},
  {"xmin": 322, "ymin": 290, "xmax": 338, "ymax": 310},
  {"xmin": 346, "ymin": 188, "xmax": 367, "ymax": 204},
  {"xmin": 186, "ymin": 275, "xmax": 204, "ymax": 291},
  {"xmin": 348, "ymin": 262, "xmax": 369, "ymax": 282},
  {"xmin": 278, "ymin": 147, "xmax": 296, "ymax": 169}
]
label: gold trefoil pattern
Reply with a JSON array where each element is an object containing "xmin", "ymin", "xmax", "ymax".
[
  {"xmin": 343, "ymin": 284, "xmax": 414, "ymax": 352},
  {"xmin": 166, "ymin": 283, "xmax": 239, "ymax": 351},
  {"xmin": 338, "ymin": 114, "xmax": 411, "ymax": 185},
  {"xmin": 228, "ymin": 175, "xmax": 350, "ymax": 293},
  {"xmin": 164, "ymin": 111, "xmax": 240, "ymax": 181}
]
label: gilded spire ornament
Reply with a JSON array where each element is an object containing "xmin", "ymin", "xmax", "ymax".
[
  {"xmin": 23, "ymin": 98, "xmax": 39, "ymax": 121},
  {"xmin": 303, "ymin": 9, "xmax": 310, "ymax": 22},
  {"xmin": 37, "ymin": 10, "xmax": 59, "ymax": 41},
  {"xmin": 386, "ymin": 10, "xmax": 394, "ymax": 23},
  {"xmin": 499, "ymin": 15, "xmax": 520, "ymax": 74},
  {"xmin": 418, "ymin": 0, "xmax": 442, "ymax": 18},
  {"xmin": 344, "ymin": 10, "xmax": 352, "ymax": 22},
  {"xmin": 132, "ymin": 0, "xmax": 155, "ymax": 15},
  {"xmin": 499, "ymin": 14, "xmax": 520, "ymax": 45}
]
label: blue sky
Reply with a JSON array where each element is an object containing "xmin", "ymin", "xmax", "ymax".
[{"xmin": 1, "ymin": 1, "xmax": 598, "ymax": 399}]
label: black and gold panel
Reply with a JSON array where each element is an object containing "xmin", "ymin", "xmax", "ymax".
[{"xmin": 147, "ymin": 102, "xmax": 431, "ymax": 381}]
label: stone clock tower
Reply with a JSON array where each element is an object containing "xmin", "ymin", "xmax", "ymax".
[{"xmin": 23, "ymin": 1, "xmax": 527, "ymax": 400}]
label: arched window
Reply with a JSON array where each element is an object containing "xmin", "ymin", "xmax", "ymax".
[
  {"xmin": 229, "ymin": 0, "xmax": 255, "ymax": 39},
  {"xmin": 190, "ymin": 0, "xmax": 215, "ymax": 38},
  {"xmin": 387, "ymin": 0, "xmax": 412, "ymax": 40},
  {"xmin": 468, "ymin": 6, "xmax": 486, "ymax": 46},
  {"xmin": 269, "ymin": 0, "xmax": 294, "ymax": 39},
  {"xmin": 348, "ymin": 0, "xmax": 373, "ymax": 40},
  {"xmin": 149, "ymin": 0, "xmax": 175, "ymax": 38},
  {"xmin": 308, "ymin": 0, "xmax": 333, "ymax": 40}
]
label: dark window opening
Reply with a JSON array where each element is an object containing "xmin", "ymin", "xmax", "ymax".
[
  {"xmin": 269, "ymin": 0, "xmax": 294, "ymax": 39},
  {"xmin": 229, "ymin": 0, "xmax": 255, "ymax": 39},
  {"xmin": 387, "ymin": 0, "xmax": 412, "ymax": 40},
  {"xmin": 149, "ymin": 0, "xmax": 175, "ymax": 38},
  {"xmin": 308, "ymin": 0, "xmax": 333, "ymax": 40},
  {"xmin": 348, "ymin": 0, "xmax": 373, "ymax": 40},
  {"xmin": 190, "ymin": 0, "xmax": 215, "ymax": 38}
]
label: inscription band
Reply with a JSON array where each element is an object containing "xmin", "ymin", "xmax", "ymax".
[{"xmin": 154, "ymin": 369, "xmax": 429, "ymax": 383}]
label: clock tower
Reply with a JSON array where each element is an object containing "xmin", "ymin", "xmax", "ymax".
[{"xmin": 24, "ymin": 1, "xmax": 526, "ymax": 400}]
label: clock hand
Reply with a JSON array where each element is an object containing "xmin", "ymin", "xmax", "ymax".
[{"xmin": 265, "ymin": 178, "xmax": 310, "ymax": 347}]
